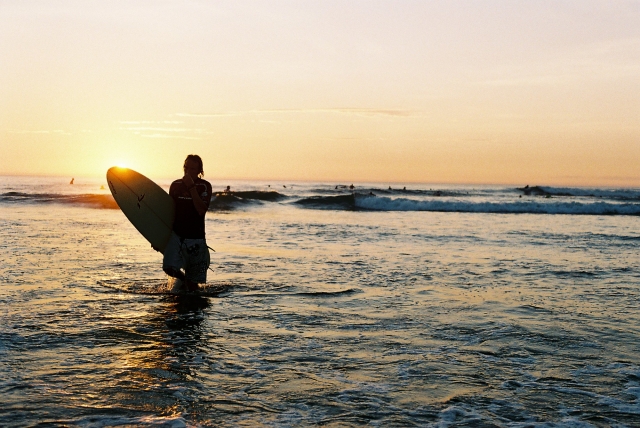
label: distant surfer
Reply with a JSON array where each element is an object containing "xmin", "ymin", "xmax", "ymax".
[
  {"xmin": 224, "ymin": 185, "xmax": 231, "ymax": 193},
  {"xmin": 163, "ymin": 154, "xmax": 213, "ymax": 293},
  {"xmin": 70, "ymin": 178, "xmax": 74, "ymax": 185}
]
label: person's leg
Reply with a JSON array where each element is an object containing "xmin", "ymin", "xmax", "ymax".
[
  {"xmin": 184, "ymin": 239, "xmax": 210, "ymax": 292},
  {"xmin": 163, "ymin": 233, "xmax": 186, "ymax": 284}
]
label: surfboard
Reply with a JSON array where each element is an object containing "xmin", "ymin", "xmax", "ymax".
[{"xmin": 106, "ymin": 167, "xmax": 175, "ymax": 253}]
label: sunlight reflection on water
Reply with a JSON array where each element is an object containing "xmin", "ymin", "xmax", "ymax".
[{"xmin": 1, "ymin": 202, "xmax": 639, "ymax": 426}]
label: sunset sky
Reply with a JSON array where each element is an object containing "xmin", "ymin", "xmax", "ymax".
[{"xmin": 1, "ymin": 1, "xmax": 639, "ymax": 185}]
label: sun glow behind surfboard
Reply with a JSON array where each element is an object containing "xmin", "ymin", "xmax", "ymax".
[{"xmin": 112, "ymin": 161, "xmax": 128, "ymax": 169}]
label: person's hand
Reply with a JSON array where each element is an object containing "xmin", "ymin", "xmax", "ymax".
[{"xmin": 183, "ymin": 174, "xmax": 194, "ymax": 188}]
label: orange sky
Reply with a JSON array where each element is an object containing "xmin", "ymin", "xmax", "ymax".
[{"xmin": 1, "ymin": 1, "xmax": 639, "ymax": 185}]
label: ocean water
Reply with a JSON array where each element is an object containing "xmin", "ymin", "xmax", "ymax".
[{"xmin": 1, "ymin": 175, "xmax": 639, "ymax": 427}]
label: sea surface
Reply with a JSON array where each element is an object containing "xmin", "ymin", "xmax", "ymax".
[{"xmin": 1, "ymin": 175, "xmax": 639, "ymax": 427}]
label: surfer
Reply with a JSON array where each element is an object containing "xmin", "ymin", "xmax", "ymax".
[{"xmin": 163, "ymin": 154, "xmax": 213, "ymax": 293}]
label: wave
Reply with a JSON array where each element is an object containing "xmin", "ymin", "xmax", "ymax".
[
  {"xmin": 517, "ymin": 186, "xmax": 640, "ymax": 200},
  {"xmin": 311, "ymin": 186, "xmax": 471, "ymax": 197},
  {"xmin": 215, "ymin": 190, "xmax": 286, "ymax": 202},
  {"xmin": 4, "ymin": 188, "xmax": 640, "ymax": 215},
  {"xmin": 318, "ymin": 185, "xmax": 640, "ymax": 200},
  {"xmin": 354, "ymin": 195, "xmax": 640, "ymax": 215},
  {"xmin": 295, "ymin": 194, "xmax": 357, "ymax": 210},
  {"xmin": 210, "ymin": 190, "xmax": 286, "ymax": 210},
  {"xmin": 0, "ymin": 190, "xmax": 286, "ymax": 211},
  {"xmin": 1, "ymin": 192, "xmax": 118, "ymax": 209},
  {"xmin": 293, "ymin": 191, "xmax": 467, "ymax": 210}
]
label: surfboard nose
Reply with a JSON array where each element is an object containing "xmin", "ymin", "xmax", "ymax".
[{"xmin": 107, "ymin": 165, "xmax": 129, "ymax": 175}]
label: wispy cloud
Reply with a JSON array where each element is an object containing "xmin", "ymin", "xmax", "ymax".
[
  {"xmin": 6, "ymin": 129, "xmax": 72, "ymax": 135},
  {"xmin": 140, "ymin": 133, "xmax": 201, "ymax": 140},
  {"xmin": 118, "ymin": 121, "xmax": 204, "ymax": 139},
  {"xmin": 175, "ymin": 112, "xmax": 240, "ymax": 118},
  {"xmin": 176, "ymin": 108, "xmax": 418, "ymax": 118},
  {"xmin": 322, "ymin": 108, "xmax": 416, "ymax": 117},
  {"xmin": 118, "ymin": 120, "xmax": 184, "ymax": 125},
  {"xmin": 119, "ymin": 127, "xmax": 204, "ymax": 132}
]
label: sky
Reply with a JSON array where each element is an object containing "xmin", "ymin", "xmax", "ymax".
[{"xmin": 1, "ymin": 0, "xmax": 639, "ymax": 185}]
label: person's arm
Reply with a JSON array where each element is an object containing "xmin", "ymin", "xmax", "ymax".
[
  {"xmin": 187, "ymin": 185, "xmax": 208, "ymax": 216},
  {"xmin": 182, "ymin": 175, "xmax": 209, "ymax": 216}
]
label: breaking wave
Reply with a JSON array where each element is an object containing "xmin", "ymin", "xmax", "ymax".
[
  {"xmin": 211, "ymin": 191, "xmax": 286, "ymax": 210},
  {"xmin": 517, "ymin": 186, "xmax": 640, "ymax": 200},
  {"xmin": 354, "ymin": 195, "xmax": 640, "ymax": 215},
  {"xmin": 2, "ymin": 184, "xmax": 639, "ymax": 215},
  {"xmin": 294, "ymin": 194, "xmax": 357, "ymax": 210},
  {"xmin": 1, "ymin": 192, "xmax": 118, "ymax": 209}
]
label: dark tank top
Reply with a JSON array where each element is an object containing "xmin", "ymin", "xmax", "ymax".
[{"xmin": 169, "ymin": 179, "xmax": 212, "ymax": 239}]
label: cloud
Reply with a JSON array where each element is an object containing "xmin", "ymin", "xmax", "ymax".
[
  {"xmin": 139, "ymin": 133, "xmax": 201, "ymax": 140},
  {"xmin": 6, "ymin": 129, "xmax": 72, "ymax": 135},
  {"xmin": 176, "ymin": 108, "xmax": 418, "ymax": 118},
  {"xmin": 118, "ymin": 120, "xmax": 184, "ymax": 124},
  {"xmin": 322, "ymin": 108, "xmax": 415, "ymax": 117},
  {"xmin": 119, "ymin": 127, "xmax": 204, "ymax": 132}
]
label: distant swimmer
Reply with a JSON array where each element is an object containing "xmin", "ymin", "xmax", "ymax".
[
  {"xmin": 349, "ymin": 184, "xmax": 355, "ymax": 190},
  {"xmin": 388, "ymin": 186, "xmax": 392, "ymax": 190},
  {"xmin": 70, "ymin": 178, "xmax": 74, "ymax": 185},
  {"xmin": 283, "ymin": 185, "xmax": 286, "ymax": 188},
  {"xmin": 224, "ymin": 185, "xmax": 231, "ymax": 193}
]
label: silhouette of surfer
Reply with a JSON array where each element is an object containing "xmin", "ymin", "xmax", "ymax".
[
  {"xmin": 163, "ymin": 155, "xmax": 213, "ymax": 293},
  {"xmin": 70, "ymin": 178, "xmax": 74, "ymax": 185}
]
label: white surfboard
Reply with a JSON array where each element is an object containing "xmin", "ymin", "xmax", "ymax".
[{"xmin": 106, "ymin": 167, "xmax": 175, "ymax": 253}]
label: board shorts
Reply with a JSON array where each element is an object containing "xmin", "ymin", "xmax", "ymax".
[{"xmin": 162, "ymin": 232, "xmax": 210, "ymax": 284}]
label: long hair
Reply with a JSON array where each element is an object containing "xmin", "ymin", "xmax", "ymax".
[{"xmin": 183, "ymin": 154, "xmax": 204, "ymax": 178}]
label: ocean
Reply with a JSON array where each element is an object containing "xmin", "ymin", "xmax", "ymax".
[{"xmin": 1, "ymin": 175, "xmax": 639, "ymax": 427}]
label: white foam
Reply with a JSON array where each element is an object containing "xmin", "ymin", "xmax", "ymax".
[
  {"xmin": 540, "ymin": 186, "xmax": 640, "ymax": 199},
  {"xmin": 355, "ymin": 195, "xmax": 640, "ymax": 215}
]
